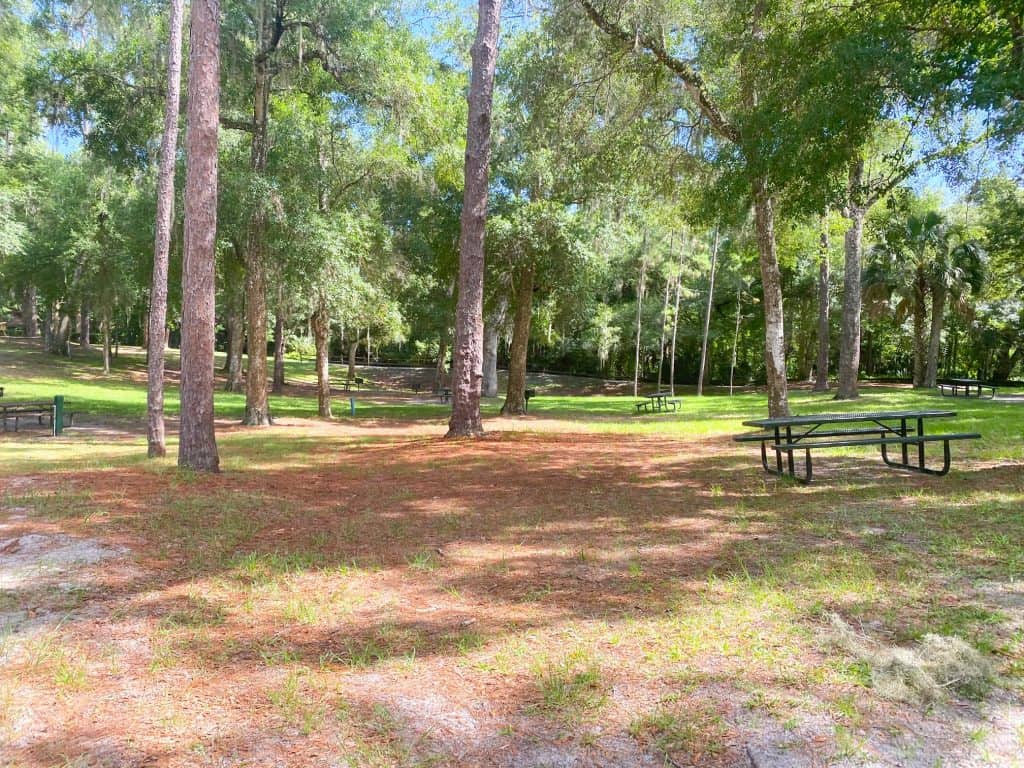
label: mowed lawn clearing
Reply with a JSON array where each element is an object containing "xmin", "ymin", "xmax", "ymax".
[{"xmin": 1, "ymin": 339, "xmax": 1023, "ymax": 767}]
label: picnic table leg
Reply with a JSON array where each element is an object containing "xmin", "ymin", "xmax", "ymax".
[
  {"xmin": 917, "ymin": 417, "xmax": 926, "ymax": 469},
  {"xmin": 785, "ymin": 426, "xmax": 795, "ymax": 477},
  {"xmin": 900, "ymin": 418, "xmax": 909, "ymax": 467},
  {"xmin": 774, "ymin": 427, "xmax": 783, "ymax": 475}
]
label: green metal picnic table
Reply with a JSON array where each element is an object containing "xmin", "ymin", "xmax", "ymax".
[{"xmin": 735, "ymin": 409, "xmax": 980, "ymax": 483}]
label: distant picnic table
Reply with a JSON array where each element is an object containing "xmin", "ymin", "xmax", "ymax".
[
  {"xmin": 635, "ymin": 391, "xmax": 680, "ymax": 414},
  {"xmin": 333, "ymin": 376, "xmax": 365, "ymax": 391},
  {"xmin": 735, "ymin": 409, "xmax": 980, "ymax": 483},
  {"xmin": 938, "ymin": 378, "xmax": 996, "ymax": 399}
]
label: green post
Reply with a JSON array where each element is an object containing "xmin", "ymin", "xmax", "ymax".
[{"xmin": 53, "ymin": 395, "xmax": 64, "ymax": 436}]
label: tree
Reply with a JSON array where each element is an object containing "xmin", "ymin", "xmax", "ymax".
[
  {"xmin": 178, "ymin": 0, "xmax": 221, "ymax": 473},
  {"xmin": 865, "ymin": 199, "xmax": 983, "ymax": 388},
  {"xmin": 146, "ymin": 0, "xmax": 184, "ymax": 458},
  {"xmin": 447, "ymin": 0, "xmax": 503, "ymax": 438}
]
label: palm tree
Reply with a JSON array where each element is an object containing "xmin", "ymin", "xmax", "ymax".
[{"xmin": 865, "ymin": 209, "xmax": 983, "ymax": 388}]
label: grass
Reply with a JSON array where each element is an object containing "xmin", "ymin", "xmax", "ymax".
[{"xmin": 1, "ymin": 338, "xmax": 1023, "ymax": 766}]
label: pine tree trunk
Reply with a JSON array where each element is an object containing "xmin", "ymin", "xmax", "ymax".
[
  {"xmin": 657, "ymin": 264, "xmax": 671, "ymax": 392},
  {"xmin": 836, "ymin": 161, "xmax": 866, "ymax": 400},
  {"xmin": 272, "ymin": 306, "xmax": 285, "ymax": 394},
  {"xmin": 79, "ymin": 305, "xmax": 91, "ymax": 350},
  {"xmin": 752, "ymin": 179, "xmax": 790, "ymax": 417},
  {"xmin": 224, "ymin": 248, "xmax": 245, "ymax": 391},
  {"xmin": 177, "ymin": 0, "xmax": 220, "ymax": 473},
  {"xmin": 311, "ymin": 299, "xmax": 332, "ymax": 418},
  {"xmin": 698, "ymin": 226, "xmax": 720, "ymax": 395},
  {"xmin": 146, "ymin": 0, "xmax": 184, "ymax": 458},
  {"xmin": 447, "ymin": 0, "xmax": 503, "ymax": 438},
  {"xmin": 21, "ymin": 286, "xmax": 39, "ymax": 337},
  {"xmin": 925, "ymin": 285, "xmax": 945, "ymax": 388},
  {"xmin": 242, "ymin": 57, "xmax": 272, "ymax": 426},
  {"xmin": 633, "ymin": 242, "xmax": 647, "ymax": 398},
  {"xmin": 813, "ymin": 220, "xmax": 831, "ymax": 392},
  {"xmin": 669, "ymin": 235, "xmax": 685, "ymax": 396},
  {"xmin": 730, "ymin": 281, "xmax": 742, "ymax": 395},
  {"xmin": 500, "ymin": 264, "xmax": 534, "ymax": 416},
  {"xmin": 482, "ymin": 297, "xmax": 506, "ymax": 398}
]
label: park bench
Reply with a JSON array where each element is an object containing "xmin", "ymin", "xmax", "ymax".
[
  {"xmin": 734, "ymin": 410, "xmax": 980, "ymax": 483},
  {"xmin": 0, "ymin": 397, "xmax": 76, "ymax": 435},
  {"xmin": 938, "ymin": 378, "xmax": 996, "ymax": 399},
  {"xmin": 411, "ymin": 382, "xmax": 423, "ymax": 394},
  {"xmin": 438, "ymin": 387, "xmax": 452, "ymax": 403}
]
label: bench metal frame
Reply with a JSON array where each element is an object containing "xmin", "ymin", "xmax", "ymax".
[{"xmin": 735, "ymin": 411, "xmax": 980, "ymax": 484}]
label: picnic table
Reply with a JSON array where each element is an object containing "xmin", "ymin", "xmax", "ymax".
[
  {"xmin": 938, "ymin": 378, "xmax": 996, "ymax": 399},
  {"xmin": 734, "ymin": 410, "xmax": 980, "ymax": 483},
  {"xmin": 635, "ymin": 391, "xmax": 681, "ymax": 414},
  {"xmin": 334, "ymin": 376, "xmax": 365, "ymax": 391},
  {"xmin": 438, "ymin": 387, "xmax": 452, "ymax": 403}
]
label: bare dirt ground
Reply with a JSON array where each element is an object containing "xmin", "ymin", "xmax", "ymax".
[{"xmin": 2, "ymin": 411, "xmax": 1023, "ymax": 768}]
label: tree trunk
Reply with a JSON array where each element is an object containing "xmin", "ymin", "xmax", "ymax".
[
  {"xmin": 912, "ymin": 271, "xmax": 927, "ymax": 388},
  {"xmin": 21, "ymin": 286, "xmax": 39, "ymax": 337},
  {"xmin": 224, "ymin": 245, "xmax": 245, "ymax": 386},
  {"xmin": 657, "ymin": 254, "xmax": 672, "ymax": 392},
  {"xmin": 752, "ymin": 178, "xmax": 790, "ymax": 417},
  {"xmin": 482, "ymin": 297, "xmax": 506, "ymax": 398},
  {"xmin": 500, "ymin": 264, "xmax": 534, "ymax": 416},
  {"xmin": 52, "ymin": 311, "xmax": 72, "ymax": 356},
  {"xmin": 43, "ymin": 304, "xmax": 53, "ymax": 349},
  {"xmin": 102, "ymin": 313, "xmax": 111, "ymax": 374},
  {"xmin": 311, "ymin": 299, "xmax": 332, "ymax": 418},
  {"xmin": 698, "ymin": 226, "xmax": 720, "ymax": 395},
  {"xmin": 177, "ymin": 0, "xmax": 220, "ymax": 473},
  {"xmin": 272, "ymin": 305, "xmax": 285, "ymax": 394},
  {"xmin": 447, "ymin": 0, "xmax": 503, "ymax": 438},
  {"xmin": 813, "ymin": 219, "xmax": 831, "ymax": 392},
  {"xmin": 429, "ymin": 332, "xmax": 446, "ymax": 391},
  {"xmin": 836, "ymin": 161, "xmax": 866, "ymax": 400},
  {"xmin": 925, "ymin": 285, "xmax": 945, "ymax": 388},
  {"xmin": 730, "ymin": 281, "xmax": 743, "ymax": 395},
  {"xmin": 633, "ymin": 238, "xmax": 647, "ymax": 398},
  {"xmin": 79, "ymin": 305, "xmax": 91, "ymax": 350},
  {"xmin": 669, "ymin": 234, "xmax": 685, "ymax": 396},
  {"xmin": 242, "ymin": 56, "xmax": 272, "ymax": 426},
  {"xmin": 146, "ymin": 0, "xmax": 184, "ymax": 458}
]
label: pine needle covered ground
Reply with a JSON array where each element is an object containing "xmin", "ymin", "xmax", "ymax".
[{"xmin": 2, "ymin": 339, "xmax": 1023, "ymax": 767}]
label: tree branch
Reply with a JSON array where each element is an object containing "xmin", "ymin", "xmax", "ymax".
[{"xmin": 577, "ymin": 0, "xmax": 739, "ymax": 143}]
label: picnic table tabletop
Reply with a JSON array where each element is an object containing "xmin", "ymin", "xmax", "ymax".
[
  {"xmin": 948, "ymin": 377, "xmax": 982, "ymax": 384},
  {"xmin": 743, "ymin": 410, "xmax": 956, "ymax": 429}
]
